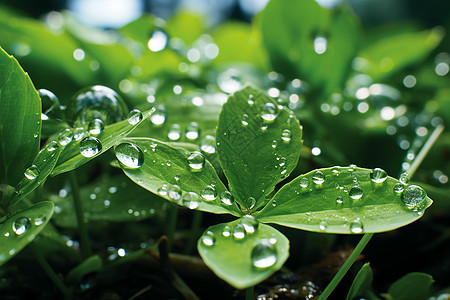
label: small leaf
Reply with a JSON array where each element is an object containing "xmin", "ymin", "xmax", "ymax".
[
  {"xmin": 0, "ymin": 46, "xmax": 41, "ymax": 188},
  {"xmin": 197, "ymin": 219, "xmax": 289, "ymax": 289},
  {"xmin": 14, "ymin": 142, "xmax": 63, "ymax": 204},
  {"xmin": 118, "ymin": 138, "xmax": 241, "ymax": 216},
  {"xmin": 347, "ymin": 263, "xmax": 374, "ymax": 300},
  {"xmin": 0, "ymin": 201, "xmax": 54, "ymax": 266},
  {"xmin": 387, "ymin": 272, "xmax": 434, "ymax": 300},
  {"xmin": 216, "ymin": 85, "xmax": 302, "ymax": 210},
  {"xmin": 66, "ymin": 255, "xmax": 102, "ymax": 285},
  {"xmin": 256, "ymin": 166, "xmax": 433, "ymax": 234},
  {"xmin": 51, "ymin": 109, "xmax": 154, "ymax": 176}
]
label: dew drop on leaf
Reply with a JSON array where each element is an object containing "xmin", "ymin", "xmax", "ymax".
[
  {"xmin": 393, "ymin": 183, "xmax": 404, "ymax": 194},
  {"xmin": 219, "ymin": 191, "xmax": 234, "ymax": 206},
  {"xmin": 182, "ymin": 192, "xmax": 200, "ymax": 209},
  {"xmin": 222, "ymin": 226, "xmax": 231, "ymax": 237},
  {"xmin": 127, "ymin": 109, "xmax": 143, "ymax": 125},
  {"xmin": 24, "ymin": 165, "xmax": 40, "ymax": 180},
  {"xmin": 399, "ymin": 172, "xmax": 410, "ymax": 185},
  {"xmin": 251, "ymin": 240, "xmax": 277, "ymax": 269},
  {"xmin": 261, "ymin": 102, "xmax": 278, "ymax": 123},
  {"xmin": 158, "ymin": 184, "xmax": 168, "ymax": 196},
  {"xmin": 247, "ymin": 197, "xmax": 256, "ymax": 209},
  {"xmin": 200, "ymin": 135, "xmax": 216, "ymax": 154},
  {"xmin": 147, "ymin": 28, "xmax": 168, "ymax": 52},
  {"xmin": 88, "ymin": 118, "xmax": 105, "ymax": 135},
  {"xmin": 349, "ymin": 219, "xmax": 364, "ymax": 233},
  {"xmin": 187, "ymin": 152, "xmax": 205, "ymax": 171},
  {"xmin": 241, "ymin": 215, "xmax": 259, "ymax": 234},
  {"xmin": 168, "ymin": 185, "xmax": 181, "ymax": 201},
  {"xmin": 201, "ymin": 185, "xmax": 217, "ymax": 201},
  {"xmin": 370, "ymin": 168, "xmax": 388, "ymax": 183},
  {"xmin": 349, "ymin": 185, "xmax": 363, "ymax": 200},
  {"xmin": 46, "ymin": 141, "xmax": 59, "ymax": 152},
  {"xmin": 33, "ymin": 216, "xmax": 46, "ymax": 226},
  {"xmin": 201, "ymin": 231, "xmax": 216, "ymax": 247},
  {"xmin": 79, "ymin": 137, "xmax": 102, "ymax": 157},
  {"xmin": 312, "ymin": 171, "xmax": 325, "ymax": 185},
  {"xmin": 336, "ymin": 196, "xmax": 343, "ymax": 204},
  {"xmin": 401, "ymin": 185, "xmax": 427, "ymax": 209},
  {"xmin": 232, "ymin": 223, "xmax": 246, "ymax": 240},
  {"xmin": 114, "ymin": 142, "xmax": 144, "ymax": 169},
  {"xmin": 150, "ymin": 104, "xmax": 166, "ymax": 126},
  {"xmin": 281, "ymin": 129, "xmax": 291, "ymax": 142},
  {"xmin": 12, "ymin": 217, "xmax": 31, "ymax": 236},
  {"xmin": 300, "ymin": 177, "xmax": 310, "ymax": 188},
  {"xmin": 261, "ymin": 122, "xmax": 268, "ymax": 132},
  {"xmin": 241, "ymin": 114, "xmax": 249, "ymax": 126},
  {"xmin": 319, "ymin": 221, "xmax": 328, "ymax": 231},
  {"xmin": 58, "ymin": 128, "xmax": 74, "ymax": 146},
  {"xmin": 168, "ymin": 124, "xmax": 182, "ymax": 141},
  {"xmin": 185, "ymin": 122, "xmax": 200, "ymax": 140}
]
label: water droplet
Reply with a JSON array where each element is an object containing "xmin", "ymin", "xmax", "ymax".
[
  {"xmin": 401, "ymin": 185, "xmax": 427, "ymax": 209},
  {"xmin": 168, "ymin": 124, "xmax": 182, "ymax": 141},
  {"xmin": 148, "ymin": 28, "xmax": 168, "ymax": 52},
  {"xmin": 127, "ymin": 109, "xmax": 143, "ymax": 125},
  {"xmin": 261, "ymin": 103, "xmax": 278, "ymax": 123},
  {"xmin": 350, "ymin": 219, "xmax": 364, "ymax": 233},
  {"xmin": 251, "ymin": 240, "xmax": 277, "ymax": 269},
  {"xmin": 46, "ymin": 141, "xmax": 59, "ymax": 152},
  {"xmin": 183, "ymin": 192, "xmax": 200, "ymax": 209},
  {"xmin": 319, "ymin": 221, "xmax": 328, "ymax": 231},
  {"xmin": 241, "ymin": 215, "xmax": 259, "ymax": 234},
  {"xmin": 336, "ymin": 196, "xmax": 343, "ymax": 204},
  {"xmin": 222, "ymin": 226, "xmax": 231, "ymax": 237},
  {"xmin": 33, "ymin": 216, "xmax": 46, "ymax": 226},
  {"xmin": 370, "ymin": 168, "xmax": 388, "ymax": 183},
  {"xmin": 187, "ymin": 152, "xmax": 205, "ymax": 171},
  {"xmin": 271, "ymin": 140, "xmax": 277, "ymax": 149},
  {"xmin": 185, "ymin": 122, "xmax": 200, "ymax": 140},
  {"xmin": 201, "ymin": 231, "xmax": 215, "ymax": 247},
  {"xmin": 39, "ymin": 89, "xmax": 64, "ymax": 120},
  {"xmin": 331, "ymin": 167, "xmax": 340, "ymax": 176},
  {"xmin": 114, "ymin": 142, "xmax": 144, "ymax": 169},
  {"xmin": 150, "ymin": 104, "xmax": 166, "ymax": 126},
  {"xmin": 241, "ymin": 114, "xmax": 249, "ymax": 126},
  {"xmin": 314, "ymin": 36, "xmax": 327, "ymax": 54},
  {"xmin": 201, "ymin": 185, "xmax": 217, "ymax": 201},
  {"xmin": 58, "ymin": 128, "xmax": 73, "ymax": 146},
  {"xmin": 12, "ymin": 217, "xmax": 31, "ymax": 236},
  {"xmin": 281, "ymin": 129, "xmax": 291, "ymax": 142},
  {"xmin": 399, "ymin": 173, "xmax": 410, "ymax": 185},
  {"xmin": 393, "ymin": 183, "xmax": 404, "ymax": 194},
  {"xmin": 272, "ymin": 199, "xmax": 277, "ymax": 207},
  {"xmin": 200, "ymin": 135, "xmax": 216, "ymax": 154},
  {"xmin": 232, "ymin": 223, "xmax": 246, "ymax": 240},
  {"xmin": 349, "ymin": 185, "xmax": 363, "ymax": 200},
  {"xmin": 158, "ymin": 184, "xmax": 168, "ymax": 196},
  {"xmin": 219, "ymin": 191, "xmax": 234, "ymax": 206},
  {"xmin": 300, "ymin": 177, "xmax": 310, "ymax": 188},
  {"xmin": 24, "ymin": 165, "xmax": 40, "ymax": 180},
  {"xmin": 312, "ymin": 171, "xmax": 325, "ymax": 184},
  {"xmin": 108, "ymin": 186, "xmax": 118, "ymax": 194},
  {"xmin": 247, "ymin": 197, "xmax": 256, "ymax": 209},
  {"xmin": 86, "ymin": 118, "xmax": 104, "ymax": 135},
  {"xmin": 261, "ymin": 122, "xmax": 269, "ymax": 132},
  {"xmin": 79, "ymin": 137, "xmax": 102, "ymax": 157},
  {"xmin": 168, "ymin": 185, "xmax": 181, "ymax": 201}
]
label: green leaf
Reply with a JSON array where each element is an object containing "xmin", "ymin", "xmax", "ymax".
[
  {"xmin": 0, "ymin": 46, "xmax": 41, "ymax": 188},
  {"xmin": 118, "ymin": 138, "xmax": 241, "ymax": 216},
  {"xmin": 216, "ymin": 84, "xmax": 302, "ymax": 210},
  {"xmin": 66, "ymin": 255, "xmax": 102, "ymax": 285},
  {"xmin": 386, "ymin": 272, "xmax": 434, "ymax": 300},
  {"xmin": 261, "ymin": 0, "xmax": 360, "ymax": 97},
  {"xmin": 50, "ymin": 174, "xmax": 167, "ymax": 228},
  {"xmin": 256, "ymin": 166, "xmax": 433, "ymax": 234},
  {"xmin": 166, "ymin": 12, "xmax": 204, "ymax": 45},
  {"xmin": 51, "ymin": 109, "xmax": 154, "ymax": 176},
  {"xmin": 197, "ymin": 219, "xmax": 289, "ymax": 289},
  {"xmin": 0, "ymin": 201, "xmax": 54, "ymax": 266},
  {"xmin": 14, "ymin": 141, "xmax": 63, "ymax": 204},
  {"xmin": 347, "ymin": 263, "xmax": 374, "ymax": 300}
]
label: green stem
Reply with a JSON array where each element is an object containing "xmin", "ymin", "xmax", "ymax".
[
  {"xmin": 184, "ymin": 210, "xmax": 203, "ymax": 255},
  {"xmin": 245, "ymin": 286, "xmax": 254, "ymax": 300},
  {"xmin": 31, "ymin": 243, "xmax": 72, "ymax": 299},
  {"xmin": 318, "ymin": 233, "xmax": 374, "ymax": 300},
  {"xmin": 69, "ymin": 172, "xmax": 91, "ymax": 258},
  {"xmin": 167, "ymin": 204, "xmax": 179, "ymax": 251}
]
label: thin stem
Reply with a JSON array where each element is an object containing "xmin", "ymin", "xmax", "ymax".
[
  {"xmin": 184, "ymin": 210, "xmax": 203, "ymax": 255},
  {"xmin": 166, "ymin": 204, "xmax": 179, "ymax": 251},
  {"xmin": 407, "ymin": 124, "xmax": 444, "ymax": 178},
  {"xmin": 246, "ymin": 286, "xmax": 254, "ymax": 300},
  {"xmin": 318, "ymin": 233, "xmax": 374, "ymax": 300},
  {"xmin": 31, "ymin": 243, "xmax": 72, "ymax": 299},
  {"xmin": 69, "ymin": 172, "xmax": 91, "ymax": 258}
]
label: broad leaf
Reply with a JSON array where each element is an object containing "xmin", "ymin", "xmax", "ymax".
[
  {"xmin": 256, "ymin": 166, "xmax": 433, "ymax": 234},
  {"xmin": 386, "ymin": 272, "xmax": 434, "ymax": 300},
  {"xmin": 52, "ymin": 108, "xmax": 154, "ymax": 176},
  {"xmin": 0, "ymin": 201, "xmax": 54, "ymax": 266},
  {"xmin": 347, "ymin": 263, "xmax": 374, "ymax": 300},
  {"xmin": 14, "ymin": 141, "xmax": 63, "ymax": 204},
  {"xmin": 0, "ymin": 46, "xmax": 41, "ymax": 188},
  {"xmin": 261, "ymin": 0, "xmax": 360, "ymax": 97},
  {"xmin": 216, "ymin": 85, "xmax": 302, "ymax": 210},
  {"xmin": 118, "ymin": 138, "xmax": 241, "ymax": 216},
  {"xmin": 197, "ymin": 218, "xmax": 289, "ymax": 289}
]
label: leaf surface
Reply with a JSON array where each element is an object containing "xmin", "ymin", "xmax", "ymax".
[
  {"xmin": 387, "ymin": 272, "xmax": 434, "ymax": 300},
  {"xmin": 347, "ymin": 263, "xmax": 374, "ymax": 300}
]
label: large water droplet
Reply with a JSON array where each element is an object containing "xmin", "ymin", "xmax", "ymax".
[
  {"xmin": 219, "ymin": 191, "xmax": 234, "ymax": 206},
  {"xmin": 24, "ymin": 165, "xmax": 40, "ymax": 180},
  {"xmin": 350, "ymin": 219, "xmax": 364, "ymax": 233},
  {"xmin": 281, "ymin": 129, "xmax": 291, "ymax": 142},
  {"xmin": 183, "ymin": 192, "xmax": 200, "ymax": 209},
  {"xmin": 261, "ymin": 103, "xmax": 278, "ymax": 123},
  {"xmin": 222, "ymin": 225, "xmax": 231, "ymax": 237},
  {"xmin": 370, "ymin": 168, "xmax": 388, "ymax": 183},
  {"xmin": 150, "ymin": 104, "xmax": 166, "ymax": 126},
  {"xmin": 79, "ymin": 137, "xmax": 102, "ymax": 157},
  {"xmin": 232, "ymin": 223, "xmax": 246, "ymax": 240},
  {"xmin": 185, "ymin": 122, "xmax": 200, "ymax": 140},
  {"xmin": 300, "ymin": 177, "xmax": 310, "ymax": 188},
  {"xmin": 312, "ymin": 171, "xmax": 325, "ymax": 184},
  {"xmin": 12, "ymin": 217, "xmax": 31, "ymax": 236},
  {"xmin": 349, "ymin": 185, "xmax": 363, "ymax": 200},
  {"xmin": 88, "ymin": 118, "xmax": 104, "ymax": 135},
  {"xmin": 168, "ymin": 185, "xmax": 181, "ymax": 201},
  {"xmin": 251, "ymin": 240, "xmax": 277, "ymax": 269},
  {"xmin": 401, "ymin": 185, "xmax": 427, "ymax": 209},
  {"xmin": 201, "ymin": 185, "xmax": 217, "ymax": 201},
  {"xmin": 187, "ymin": 152, "xmax": 205, "ymax": 171},
  {"xmin": 58, "ymin": 128, "xmax": 74, "ymax": 146},
  {"xmin": 241, "ymin": 215, "xmax": 259, "ymax": 234},
  {"xmin": 127, "ymin": 109, "xmax": 143, "ymax": 125},
  {"xmin": 201, "ymin": 231, "xmax": 215, "ymax": 247},
  {"xmin": 200, "ymin": 135, "xmax": 216, "ymax": 154},
  {"xmin": 38, "ymin": 89, "xmax": 64, "ymax": 120},
  {"xmin": 114, "ymin": 142, "xmax": 144, "ymax": 169},
  {"xmin": 168, "ymin": 124, "xmax": 182, "ymax": 141}
]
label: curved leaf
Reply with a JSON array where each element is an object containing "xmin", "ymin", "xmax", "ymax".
[
  {"xmin": 0, "ymin": 201, "xmax": 54, "ymax": 266},
  {"xmin": 0, "ymin": 46, "xmax": 41, "ymax": 187},
  {"xmin": 197, "ymin": 219, "xmax": 289, "ymax": 289},
  {"xmin": 347, "ymin": 263, "xmax": 374, "ymax": 300},
  {"xmin": 51, "ymin": 108, "xmax": 154, "ymax": 176},
  {"xmin": 119, "ymin": 138, "xmax": 242, "ymax": 216},
  {"xmin": 216, "ymin": 84, "xmax": 302, "ymax": 210},
  {"xmin": 256, "ymin": 166, "xmax": 433, "ymax": 234},
  {"xmin": 387, "ymin": 272, "xmax": 434, "ymax": 300}
]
